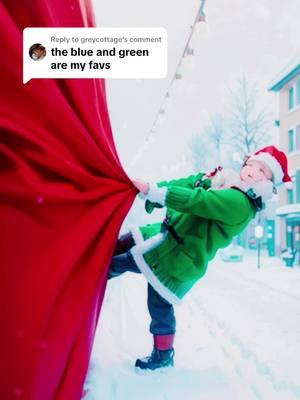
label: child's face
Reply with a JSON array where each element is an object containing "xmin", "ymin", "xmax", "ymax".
[
  {"xmin": 33, "ymin": 48, "xmax": 45, "ymax": 59},
  {"xmin": 240, "ymin": 159, "xmax": 273, "ymax": 184}
]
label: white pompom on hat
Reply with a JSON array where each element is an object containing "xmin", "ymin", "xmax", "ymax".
[{"xmin": 246, "ymin": 145, "xmax": 293, "ymax": 189}]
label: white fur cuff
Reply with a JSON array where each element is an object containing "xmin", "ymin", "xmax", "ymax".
[
  {"xmin": 137, "ymin": 191, "xmax": 147, "ymax": 200},
  {"xmin": 251, "ymin": 180, "xmax": 274, "ymax": 202},
  {"xmin": 143, "ymin": 182, "xmax": 168, "ymax": 205}
]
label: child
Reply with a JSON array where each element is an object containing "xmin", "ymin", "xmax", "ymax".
[
  {"xmin": 29, "ymin": 43, "xmax": 46, "ymax": 61},
  {"xmin": 108, "ymin": 145, "xmax": 292, "ymax": 370}
]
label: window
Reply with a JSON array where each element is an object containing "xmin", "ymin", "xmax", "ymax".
[
  {"xmin": 296, "ymin": 170, "xmax": 300, "ymax": 203},
  {"xmin": 296, "ymin": 125, "xmax": 300, "ymax": 151},
  {"xmin": 289, "ymin": 87, "xmax": 294, "ymax": 110},
  {"xmin": 296, "ymin": 79, "xmax": 300, "ymax": 106},
  {"xmin": 287, "ymin": 189, "xmax": 294, "ymax": 204},
  {"xmin": 288, "ymin": 129, "xmax": 294, "ymax": 152}
]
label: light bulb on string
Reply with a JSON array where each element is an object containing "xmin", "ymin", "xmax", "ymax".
[
  {"xmin": 156, "ymin": 112, "xmax": 166, "ymax": 127},
  {"xmin": 130, "ymin": 0, "xmax": 208, "ymax": 170},
  {"xmin": 185, "ymin": 47, "xmax": 194, "ymax": 56},
  {"xmin": 193, "ymin": 18, "xmax": 210, "ymax": 39},
  {"xmin": 197, "ymin": 11, "xmax": 205, "ymax": 23},
  {"xmin": 164, "ymin": 91, "xmax": 172, "ymax": 107},
  {"xmin": 193, "ymin": 4, "xmax": 209, "ymax": 40},
  {"xmin": 183, "ymin": 47, "xmax": 196, "ymax": 69},
  {"xmin": 197, "ymin": 0, "xmax": 206, "ymax": 23},
  {"xmin": 174, "ymin": 70, "xmax": 184, "ymax": 92}
]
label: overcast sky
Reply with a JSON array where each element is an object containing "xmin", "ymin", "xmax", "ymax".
[{"xmin": 93, "ymin": 0, "xmax": 300, "ymax": 181}]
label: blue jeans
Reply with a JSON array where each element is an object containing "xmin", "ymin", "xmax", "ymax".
[{"xmin": 108, "ymin": 251, "xmax": 176, "ymax": 335}]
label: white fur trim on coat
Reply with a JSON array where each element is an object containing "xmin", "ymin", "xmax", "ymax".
[
  {"xmin": 249, "ymin": 179, "xmax": 274, "ymax": 201},
  {"xmin": 127, "ymin": 224, "xmax": 144, "ymax": 245},
  {"xmin": 207, "ymin": 168, "xmax": 240, "ymax": 189},
  {"xmin": 207, "ymin": 167, "xmax": 274, "ymax": 203},
  {"xmin": 144, "ymin": 182, "xmax": 167, "ymax": 205},
  {"xmin": 129, "ymin": 225, "xmax": 182, "ymax": 305}
]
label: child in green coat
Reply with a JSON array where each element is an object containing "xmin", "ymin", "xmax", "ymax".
[{"xmin": 109, "ymin": 145, "xmax": 292, "ymax": 370}]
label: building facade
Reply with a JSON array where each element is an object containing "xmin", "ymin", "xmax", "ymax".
[{"xmin": 269, "ymin": 56, "xmax": 300, "ymax": 266}]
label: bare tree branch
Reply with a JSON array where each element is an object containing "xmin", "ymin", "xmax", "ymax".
[
  {"xmin": 188, "ymin": 132, "xmax": 210, "ymax": 171},
  {"xmin": 227, "ymin": 75, "xmax": 271, "ymax": 157}
]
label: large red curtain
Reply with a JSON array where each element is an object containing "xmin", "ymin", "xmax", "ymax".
[{"xmin": 0, "ymin": 1, "xmax": 137, "ymax": 399}]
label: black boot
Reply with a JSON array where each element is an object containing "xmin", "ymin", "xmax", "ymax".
[
  {"xmin": 135, "ymin": 347, "xmax": 175, "ymax": 370},
  {"xmin": 113, "ymin": 232, "xmax": 135, "ymax": 255}
]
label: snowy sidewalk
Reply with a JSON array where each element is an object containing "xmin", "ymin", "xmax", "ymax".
[{"xmin": 84, "ymin": 254, "xmax": 300, "ymax": 400}]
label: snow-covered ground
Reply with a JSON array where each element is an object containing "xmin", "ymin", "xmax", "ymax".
[{"xmin": 84, "ymin": 252, "xmax": 300, "ymax": 400}]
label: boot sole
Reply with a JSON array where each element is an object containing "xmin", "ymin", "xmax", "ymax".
[{"xmin": 135, "ymin": 360, "xmax": 174, "ymax": 372}]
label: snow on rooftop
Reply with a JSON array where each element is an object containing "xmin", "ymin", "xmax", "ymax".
[
  {"xmin": 268, "ymin": 53, "xmax": 300, "ymax": 91},
  {"xmin": 276, "ymin": 203, "xmax": 300, "ymax": 216}
]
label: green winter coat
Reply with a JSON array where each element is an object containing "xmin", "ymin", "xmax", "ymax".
[{"xmin": 130, "ymin": 172, "xmax": 257, "ymax": 305}]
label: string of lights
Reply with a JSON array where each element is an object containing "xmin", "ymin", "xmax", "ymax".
[{"xmin": 129, "ymin": 0, "xmax": 207, "ymax": 168}]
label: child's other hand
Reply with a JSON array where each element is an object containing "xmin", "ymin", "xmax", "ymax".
[{"xmin": 132, "ymin": 178, "xmax": 149, "ymax": 194}]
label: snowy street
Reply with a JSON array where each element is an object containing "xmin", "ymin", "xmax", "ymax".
[{"xmin": 85, "ymin": 253, "xmax": 300, "ymax": 400}]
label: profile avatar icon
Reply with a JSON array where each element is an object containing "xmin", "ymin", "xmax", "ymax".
[{"xmin": 29, "ymin": 43, "xmax": 46, "ymax": 61}]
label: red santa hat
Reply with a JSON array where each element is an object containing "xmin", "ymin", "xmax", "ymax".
[{"xmin": 246, "ymin": 146, "xmax": 293, "ymax": 189}]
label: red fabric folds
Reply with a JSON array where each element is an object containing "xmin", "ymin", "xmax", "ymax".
[{"xmin": 0, "ymin": 1, "xmax": 137, "ymax": 399}]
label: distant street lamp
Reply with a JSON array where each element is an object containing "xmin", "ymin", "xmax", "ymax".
[{"xmin": 255, "ymin": 224, "xmax": 264, "ymax": 269}]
